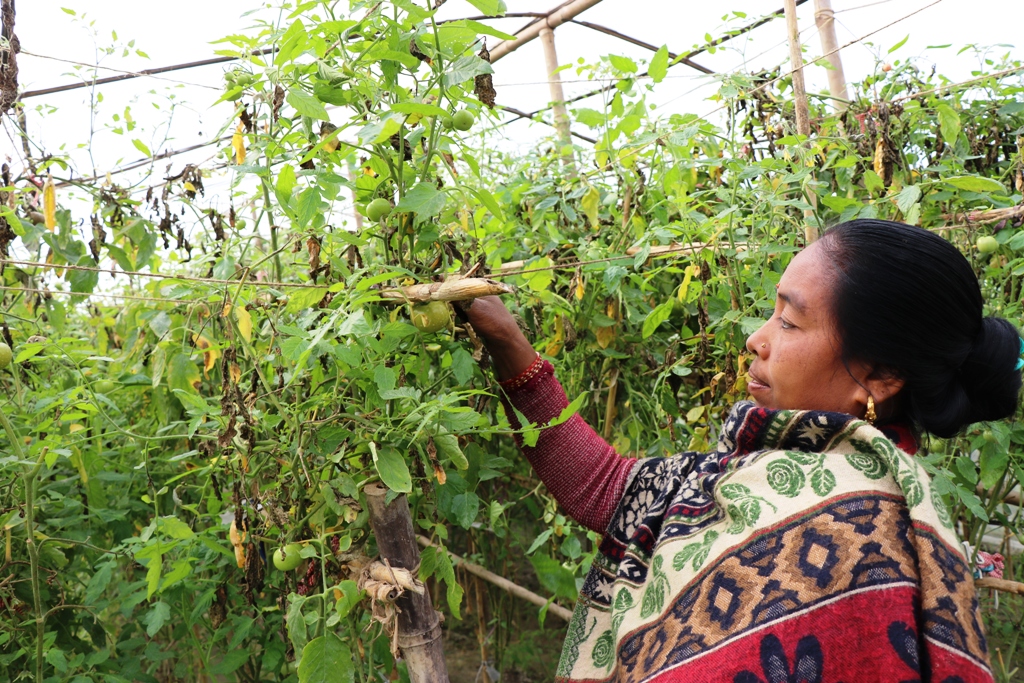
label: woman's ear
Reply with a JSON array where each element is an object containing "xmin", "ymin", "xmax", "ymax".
[
  {"xmin": 856, "ymin": 366, "xmax": 905, "ymax": 419},
  {"xmin": 864, "ymin": 367, "xmax": 905, "ymax": 404}
]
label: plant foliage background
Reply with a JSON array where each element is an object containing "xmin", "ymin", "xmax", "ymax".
[{"xmin": 1, "ymin": 1, "xmax": 1024, "ymax": 681}]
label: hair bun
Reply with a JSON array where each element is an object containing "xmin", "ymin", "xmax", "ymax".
[{"xmin": 953, "ymin": 317, "xmax": 1022, "ymax": 430}]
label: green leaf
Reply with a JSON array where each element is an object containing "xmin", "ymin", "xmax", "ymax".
[
  {"xmin": 433, "ymin": 545, "xmax": 464, "ymax": 617},
  {"xmin": 168, "ymin": 352, "xmax": 201, "ymax": 395},
  {"xmin": 434, "ymin": 428, "xmax": 468, "ymax": 470},
  {"xmin": 530, "ymin": 554, "xmax": 578, "ymax": 601},
  {"xmin": 642, "ymin": 301, "xmax": 673, "ymax": 339},
  {"xmin": 451, "ymin": 492, "xmax": 480, "ymax": 528},
  {"xmin": 979, "ymin": 444, "xmax": 1009, "ymax": 490},
  {"xmin": 132, "ymin": 139, "xmax": 152, "ymax": 157},
  {"xmin": 463, "ymin": 20, "xmax": 516, "ymax": 41},
  {"xmin": 390, "ymin": 101, "xmax": 451, "ymax": 119},
  {"xmin": 287, "ymin": 87, "xmax": 330, "ymax": 120},
  {"xmin": 298, "ymin": 633, "xmax": 354, "ymax": 683},
  {"xmin": 450, "ymin": 347, "xmax": 475, "ymax": 385},
  {"xmin": 395, "ymin": 182, "xmax": 447, "ymax": 216},
  {"xmin": 935, "ymin": 103, "xmax": 961, "ymax": 142},
  {"xmin": 608, "ymin": 54, "xmax": 638, "ymax": 74},
  {"xmin": 286, "ymin": 287, "xmax": 327, "ymax": 313},
  {"xmin": 443, "ymin": 55, "xmax": 493, "ymax": 87},
  {"xmin": 370, "ymin": 443, "xmax": 412, "ymax": 493},
  {"xmin": 295, "ymin": 186, "xmax": 321, "ymax": 229},
  {"xmin": 144, "ymin": 601, "xmax": 171, "ymax": 637},
  {"xmin": 470, "ymin": 187, "xmax": 505, "ymax": 222},
  {"xmin": 464, "ymin": 0, "xmax": 507, "ymax": 17},
  {"xmin": 159, "ymin": 516, "xmax": 194, "ymax": 540},
  {"xmin": 895, "ymin": 184, "xmax": 921, "ymax": 215},
  {"xmin": 888, "ymin": 34, "xmax": 909, "ymax": 53},
  {"xmin": 944, "ymin": 176, "xmax": 1005, "ymax": 194},
  {"xmin": 649, "ymin": 45, "xmax": 670, "ymax": 83},
  {"xmin": 210, "ymin": 650, "xmax": 251, "ymax": 675}
]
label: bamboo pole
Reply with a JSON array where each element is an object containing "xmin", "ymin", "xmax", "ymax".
[
  {"xmin": 488, "ymin": 0, "xmax": 604, "ymax": 63},
  {"xmin": 783, "ymin": 0, "xmax": 819, "ymax": 243},
  {"xmin": 783, "ymin": 0, "xmax": 811, "ymax": 138},
  {"xmin": 538, "ymin": 27, "xmax": 575, "ymax": 170},
  {"xmin": 813, "ymin": 0, "xmax": 849, "ymax": 111},
  {"xmin": 416, "ymin": 536, "xmax": 575, "ymax": 623},
  {"xmin": 976, "ymin": 577, "xmax": 1024, "ymax": 596},
  {"xmin": 365, "ymin": 484, "xmax": 449, "ymax": 683}
]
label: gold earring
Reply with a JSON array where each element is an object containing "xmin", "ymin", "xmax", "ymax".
[{"xmin": 865, "ymin": 396, "xmax": 876, "ymax": 424}]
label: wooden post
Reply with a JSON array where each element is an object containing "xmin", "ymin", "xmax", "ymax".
[
  {"xmin": 783, "ymin": 0, "xmax": 811, "ymax": 138},
  {"xmin": 813, "ymin": 0, "xmax": 849, "ymax": 111},
  {"xmin": 538, "ymin": 27, "xmax": 575, "ymax": 171},
  {"xmin": 365, "ymin": 484, "xmax": 449, "ymax": 683},
  {"xmin": 783, "ymin": 0, "xmax": 819, "ymax": 243}
]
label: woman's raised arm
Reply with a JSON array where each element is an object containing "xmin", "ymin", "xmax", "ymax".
[{"xmin": 460, "ymin": 297, "xmax": 637, "ymax": 533}]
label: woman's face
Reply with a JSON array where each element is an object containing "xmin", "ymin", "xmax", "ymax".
[{"xmin": 745, "ymin": 241, "xmax": 869, "ymax": 415}]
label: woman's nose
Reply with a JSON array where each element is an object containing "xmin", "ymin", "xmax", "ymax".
[{"xmin": 746, "ymin": 322, "xmax": 769, "ymax": 355}]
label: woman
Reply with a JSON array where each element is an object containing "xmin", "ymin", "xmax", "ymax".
[{"xmin": 461, "ymin": 220, "xmax": 1023, "ymax": 683}]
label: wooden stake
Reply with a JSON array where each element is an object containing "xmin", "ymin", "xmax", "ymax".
[
  {"xmin": 365, "ymin": 484, "xmax": 449, "ymax": 683},
  {"xmin": 813, "ymin": 0, "xmax": 849, "ymax": 111},
  {"xmin": 539, "ymin": 27, "xmax": 575, "ymax": 171}
]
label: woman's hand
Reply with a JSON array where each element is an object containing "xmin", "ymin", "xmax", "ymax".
[{"xmin": 458, "ymin": 296, "xmax": 538, "ymax": 381}]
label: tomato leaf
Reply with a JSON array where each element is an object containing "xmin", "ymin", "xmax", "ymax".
[
  {"xmin": 370, "ymin": 443, "xmax": 412, "ymax": 493},
  {"xmin": 298, "ymin": 633, "xmax": 353, "ymax": 683}
]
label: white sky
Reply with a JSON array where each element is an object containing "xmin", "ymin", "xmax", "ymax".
[{"xmin": 5, "ymin": 0, "xmax": 1023, "ymax": 230}]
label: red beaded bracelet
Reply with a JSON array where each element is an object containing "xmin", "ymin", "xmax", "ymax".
[{"xmin": 499, "ymin": 352, "xmax": 544, "ymax": 392}]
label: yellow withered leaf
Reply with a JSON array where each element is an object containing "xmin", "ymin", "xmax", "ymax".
[
  {"xmin": 232, "ymin": 122, "xmax": 246, "ymax": 165},
  {"xmin": 581, "ymin": 186, "xmax": 600, "ymax": 229},
  {"xmin": 575, "ymin": 276, "xmax": 585, "ymax": 301},
  {"xmin": 234, "ymin": 305, "xmax": 253, "ymax": 342},
  {"xmin": 545, "ymin": 314, "xmax": 565, "ymax": 357},
  {"xmin": 43, "ymin": 176, "xmax": 56, "ymax": 231}
]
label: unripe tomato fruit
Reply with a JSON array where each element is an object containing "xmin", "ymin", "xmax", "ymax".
[
  {"xmin": 273, "ymin": 543, "xmax": 303, "ymax": 571},
  {"xmin": 0, "ymin": 342, "xmax": 10, "ymax": 370},
  {"xmin": 366, "ymin": 198, "xmax": 392, "ymax": 222},
  {"xmin": 440, "ymin": 114, "xmax": 454, "ymax": 130},
  {"xmin": 93, "ymin": 380, "xmax": 116, "ymax": 394},
  {"xmin": 977, "ymin": 236, "xmax": 999, "ymax": 254},
  {"xmin": 409, "ymin": 301, "xmax": 451, "ymax": 334},
  {"xmin": 452, "ymin": 109, "xmax": 475, "ymax": 131}
]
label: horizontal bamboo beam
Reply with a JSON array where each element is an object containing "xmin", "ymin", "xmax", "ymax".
[
  {"xmin": 379, "ymin": 278, "xmax": 514, "ymax": 303},
  {"xmin": 416, "ymin": 536, "xmax": 574, "ymax": 622},
  {"xmin": 489, "ymin": 0, "xmax": 604, "ymax": 63},
  {"xmin": 976, "ymin": 577, "xmax": 1024, "ymax": 596}
]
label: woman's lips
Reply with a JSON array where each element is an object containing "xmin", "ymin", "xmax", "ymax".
[{"xmin": 747, "ymin": 370, "xmax": 770, "ymax": 394}]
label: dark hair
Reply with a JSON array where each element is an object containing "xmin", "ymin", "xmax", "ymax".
[{"xmin": 819, "ymin": 219, "xmax": 1022, "ymax": 437}]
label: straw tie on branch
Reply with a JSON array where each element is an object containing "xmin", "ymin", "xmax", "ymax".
[{"xmin": 379, "ymin": 276, "xmax": 514, "ymax": 303}]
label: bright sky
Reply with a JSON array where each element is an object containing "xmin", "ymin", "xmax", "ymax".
[{"xmin": 6, "ymin": 0, "xmax": 1023, "ymax": 225}]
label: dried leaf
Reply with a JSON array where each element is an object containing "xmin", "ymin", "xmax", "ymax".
[
  {"xmin": 43, "ymin": 176, "xmax": 56, "ymax": 231},
  {"xmin": 235, "ymin": 306, "xmax": 253, "ymax": 342},
  {"xmin": 232, "ymin": 122, "xmax": 246, "ymax": 165}
]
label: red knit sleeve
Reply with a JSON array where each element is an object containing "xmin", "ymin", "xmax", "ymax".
[{"xmin": 499, "ymin": 360, "xmax": 637, "ymax": 533}]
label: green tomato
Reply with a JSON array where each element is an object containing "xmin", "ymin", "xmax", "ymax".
[
  {"xmin": 452, "ymin": 109, "xmax": 475, "ymax": 132},
  {"xmin": 440, "ymin": 114, "xmax": 454, "ymax": 130},
  {"xmin": 93, "ymin": 380, "xmax": 116, "ymax": 394},
  {"xmin": 366, "ymin": 198, "xmax": 392, "ymax": 222},
  {"xmin": 977, "ymin": 236, "xmax": 999, "ymax": 254},
  {"xmin": 273, "ymin": 543, "xmax": 303, "ymax": 571},
  {"xmin": 409, "ymin": 301, "xmax": 451, "ymax": 335},
  {"xmin": 0, "ymin": 342, "xmax": 10, "ymax": 369}
]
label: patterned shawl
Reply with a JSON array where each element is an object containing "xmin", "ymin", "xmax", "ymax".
[{"xmin": 556, "ymin": 402, "xmax": 991, "ymax": 683}]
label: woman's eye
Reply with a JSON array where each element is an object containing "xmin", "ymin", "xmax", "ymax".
[{"xmin": 780, "ymin": 317, "xmax": 795, "ymax": 330}]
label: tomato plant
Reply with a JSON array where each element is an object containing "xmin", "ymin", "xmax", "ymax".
[{"xmin": 1, "ymin": 2, "xmax": 1023, "ymax": 681}]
